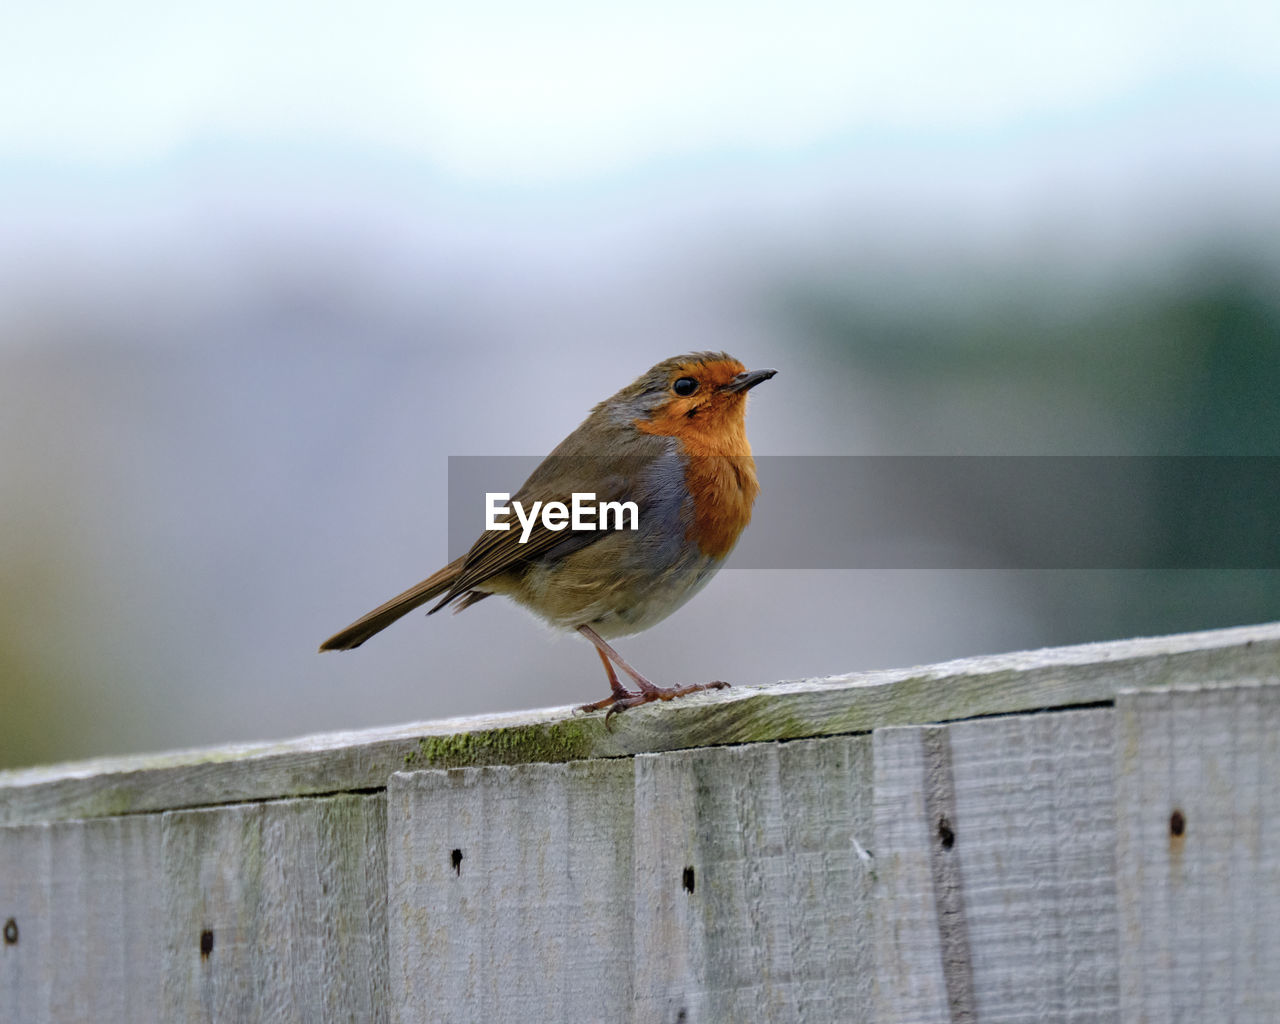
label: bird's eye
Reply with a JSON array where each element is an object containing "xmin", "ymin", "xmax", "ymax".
[{"xmin": 672, "ymin": 377, "xmax": 699, "ymax": 397}]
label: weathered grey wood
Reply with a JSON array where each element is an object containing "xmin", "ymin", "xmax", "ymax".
[
  {"xmin": 160, "ymin": 793, "xmax": 388, "ymax": 1022},
  {"xmin": 631, "ymin": 737, "xmax": 875, "ymax": 1023},
  {"xmin": 5, "ymin": 624, "xmax": 1280, "ymax": 1022},
  {"xmin": 950, "ymin": 710, "xmax": 1119, "ymax": 1023},
  {"xmin": 872, "ymin": 726, "xmax": 956, "ymax": 1022},
  {"xmin": 1115, "ymin": 684, "xmax": 1280, "ymax": 1024},
  {"xmin": 5, "ymin": 621, "xmax": 1280, "ymax": 825},
  {"xmin": 873, "ymin": 708, "xmax": 1119, "ymax": 1024},
  {"xmin": 0, "ymin": 824, "xmax": 55, "ymax": 1024},
  {"xmin": 0, "ymin": 815, "xmax": 166, "ymax": 1022},
  {"xmin": 387, "ymin": 759, "xmax": 635, "ymax": 1023}
]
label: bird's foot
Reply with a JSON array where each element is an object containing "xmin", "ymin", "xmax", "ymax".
[
  {"xmin": 577, "ymin": 689, "xmax": 640, "ymax": 714},
  {"xmin": 594, "ymin": 680, "xmax": 731, "ymax": 727}
]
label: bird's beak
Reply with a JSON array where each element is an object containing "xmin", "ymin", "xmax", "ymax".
[{"xmin": 720, "ymin": 368, "xmax": 778, "ymax": 394}]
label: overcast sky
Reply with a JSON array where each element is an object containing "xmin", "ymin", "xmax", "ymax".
[
  {"xmin": 3, "ymin": 2, "xmax": 1280, "ymax": 762},
  {"xmin": 3, "ymin": 1, "xmax": 1277, "ymax": 186}
]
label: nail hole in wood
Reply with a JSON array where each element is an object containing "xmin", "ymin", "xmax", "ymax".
[
  {"xmin": 682, "ymin": 866, "xmax": 695, "ymax": 894},
  {"xmin": 1170, "ymin": 809, "xmax": 1186, "ymax": 837},
  {"xmin": 451, "ymin": 848, "xmax": 463, "ymax": 876},
  {"xmin": 937, "ymin": 815, "xmax": 956, "ymax": 849},
  {"xmin": 199, "ymin": 929, "xmax": 214, "ymax": 959},
  {"xmin": 3, "ymin": 918, "xmax": 17, "ymax": 945}
]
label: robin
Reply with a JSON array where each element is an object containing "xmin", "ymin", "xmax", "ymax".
[{"xmin": 320, "ymin": 352, "xmax": 775, "ymax": 718}]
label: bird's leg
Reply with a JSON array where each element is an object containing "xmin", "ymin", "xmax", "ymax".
[
  {"xmin": 577, "ymin": 645, "xmax": 640, "ymax": 712},
  {"xmin": 575, "ymin": 624, "xmax": 730, "ymax": 720}
]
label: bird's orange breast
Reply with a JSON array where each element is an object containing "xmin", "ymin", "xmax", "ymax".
[{"xmin": 636, "ymin": 402, "xmax": 759, "ymax": 560}]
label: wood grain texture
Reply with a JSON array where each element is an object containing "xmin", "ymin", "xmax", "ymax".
[
  {"xmin": 387, "ymin": 759, "xmax": 636, "ymax": 1024},
  {"xmin": 873, "ymin": 708, "xmax": 1119, "ymax": 1024},
  {"xmin": 1115, "ymin": 684, "xmax": 1280, "ymax": 1024},
  {"xmin": 0, "ymin": 815, "xmax": 165, "ymax": 1022},
  {"xmin": 160, "ymin": 793, "xmax": 388, "ymax": 1023},
  {"xmin": 872, "ymin": 726, "xmax": 954, "ymax": 1022},
  {"xmin": 631, "ymin": 737, "xmax": 875, "ymax": 1023},
  {"xmin": 4, "ymin": 621, "xmax": 1280, "ymax": 824},
  {"xmin": 5, "ymin": 630, "xmax": 1280, "ymax": 1022}
]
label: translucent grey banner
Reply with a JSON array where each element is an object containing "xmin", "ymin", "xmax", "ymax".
[{"xmin": 447, "ymin": 456, "xmax": 1280, "ymax": 569}]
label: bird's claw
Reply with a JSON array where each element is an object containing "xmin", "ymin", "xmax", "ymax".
[{"xmin": 582, "ymin": 680, "xmax": 731, "ymax": 729}]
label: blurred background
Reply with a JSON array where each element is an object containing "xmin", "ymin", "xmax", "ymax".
[{"xmin": 3, "ymin": 2, "xmax": 1279, "ymax": 769}]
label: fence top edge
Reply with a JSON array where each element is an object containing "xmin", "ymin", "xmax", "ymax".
[{"xmin": 3, "ymin": 620, "xmax": 1279, "ymax": 824}]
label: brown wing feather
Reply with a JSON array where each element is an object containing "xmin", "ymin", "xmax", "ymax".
[
  {"xmin": 320, "ymin": 464, "xmax": 633, "ymax": 650},
  {"xmin": 427, "ymin": 455, "xmax": 643, "ymax": 610},
  {"xmin": 320, "ymin": 423, "xmax": 670, "ymax": 650},
  {"xmin": 318, "ymin": 556, "xmax": 465, "ymax": 650}
]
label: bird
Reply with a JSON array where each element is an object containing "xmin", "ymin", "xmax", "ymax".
[{"xmin": 319, "ymin": 352, "xmax": 775, "ymax": 718}]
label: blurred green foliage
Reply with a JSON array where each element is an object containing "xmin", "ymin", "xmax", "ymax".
[
  {"xmin": 0, "ymin": 540, "xmax": 92, "ymax": 769},
  {"xmin": 779, "ymin": 249, "xmax": 1280, "ymax": 644}
]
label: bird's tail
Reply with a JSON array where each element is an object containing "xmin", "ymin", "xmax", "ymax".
[{"xmin": 318, "ymin": 556, "xmax": 466, "ymax": 651}]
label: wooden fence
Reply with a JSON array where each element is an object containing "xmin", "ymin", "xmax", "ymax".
[{"xmin": 3, "ymin": 621, "xmax": 1280, "ymax": 1022}]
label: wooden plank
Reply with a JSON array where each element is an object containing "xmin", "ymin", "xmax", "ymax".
[
  {"xmin": 160, "ymin": 792, "xmax": 388, "ymax": 1022},
  {"xmin": 1116, "ymin": 684, "xmax": 1280, "ymax": 1024},
  {"xmin": 3, "ymin": 622, "xmax": 1280, "ymax": 824},
  {"xmin": 0, "ymin": 824, "xmax": 52, "ymax": 1024},
  {"xmin": 387, "ymin": 759, "xmax": 635, "ymax": 1023},
  {"xmin": 631, "ymin": 737, "xmax": 875, "ymax": 1023},
  {"xmin": 873, "ymin": 708, "xmax": 1119, "ymax": 1023},
  {"xmin": 872, "ymin": 726, "xmax": 953, "ymax": 1022},
  {"xmin": 948, "ymin": 709, "xmax": 1119, "ymax": 1023},
  {"xmin": 0, "ymin": 816, "xmax": 166, "ymax": 1022}
]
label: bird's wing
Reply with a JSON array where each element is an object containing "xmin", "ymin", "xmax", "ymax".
[
  {"xmin": 430, "ymin": 451, "xmax": 661, "ymax": 610},
  {"xmin": 319, "ymin": 555, "xmax": 466, "ymax": 650}
]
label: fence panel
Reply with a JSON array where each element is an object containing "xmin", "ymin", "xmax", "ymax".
[
  {"xmin": 1116, "ymin": 684, "xmax": 1280, "ymax": 1024},
  {"xmin": 873, "ymin": 709, "xmax": 1119, "ymax": 1023}
]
